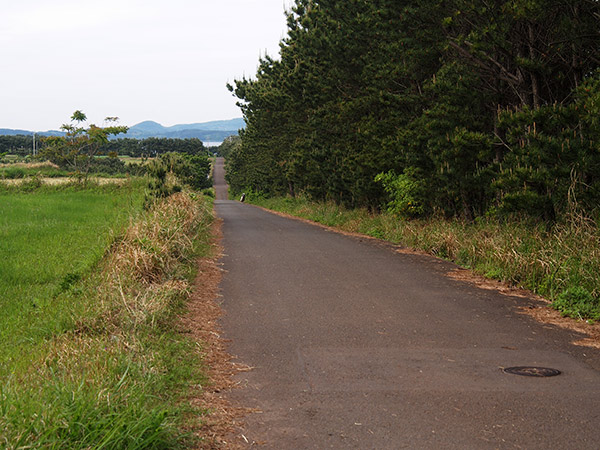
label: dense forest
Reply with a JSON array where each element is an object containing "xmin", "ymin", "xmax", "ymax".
[{"xmin": 226, "ymin": 0, "xmax": 600, "ymax": 221}]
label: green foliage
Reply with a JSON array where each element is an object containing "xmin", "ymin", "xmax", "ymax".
[
  {"xmin": 145, "ymin": 152, "xmax": 212, "ymax": 205},
  {"xmin": 375, "ymin": 168, "xmax": 427, "ymax": 218},
  {"xmin": 0, "ymin": 135, "xmax": 34, "ymax": 155},
  {"xmin": 552, "ymin": 287, "xmax": 600, "ymax": 321},
  {"xmin": 146, "ymin": 158, "xmax": 181, "ymax": 203},
  {"xmin": 106, "ymin": 136, "xmax": 208, "ymax": 157},
  {"xmin": 226, "ymin": 0, "xmax": 599, "ymax": 221},
  {"xmin": 494, "ymin": 71, "xmax": 600, "ymax": 219},
  {"xmin": 179, "ymin": 155, "xmax": 212, "ymax": 190},
  {"xmin": 215, "ymin": 135, "xmax": 241, "ymax": 158},
  {"xmin": 2, "ymin": 134, "xmax": 210, "ymax": 160},
  {"xmin": 40, "ymin": 111, "xmax": 128, "ymax": 178},
  {"xmin": 1, "ymin": 166, "xmax": 26, "ymax": 178}
]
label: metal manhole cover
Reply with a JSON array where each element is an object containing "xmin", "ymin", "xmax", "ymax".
[{"xmin": 503, "ymin": 366, "xmax": 561, "ymax": 377}]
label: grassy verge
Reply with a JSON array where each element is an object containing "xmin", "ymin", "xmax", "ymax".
[
  {"xmin": 249, "ymin": 195, "xmax": 600, "ymax": 322},
  {"xmin": 0, "ymin": 161, "xmax": 70, "ymax": 179},
  {"xmin": 0, "ymin": 161, "xmax": 136, "ymax": 180},
  {"xmin": 1, "ymin": 183, "xmax": 215, "ymax": 448}
]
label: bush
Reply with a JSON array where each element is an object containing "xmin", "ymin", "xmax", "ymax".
[
  {"xmin": 375, "ymin": 168, "xmax": 428, "ymax": 218},
  {"xmin": 552, "ymin": 287, "xmax": 600, "ymax": 321},
  {"xmin": 88, "ymin": 156, "xmax": 127, "ymax": 175},
  {"xmin": 1, "ymin": 167, "xmax": 26, "ymax": 179}
]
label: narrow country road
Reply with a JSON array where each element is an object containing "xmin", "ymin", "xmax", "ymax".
[{"xmin": 212, "ymin": 158, "xmax": 600, "ymax": 449}]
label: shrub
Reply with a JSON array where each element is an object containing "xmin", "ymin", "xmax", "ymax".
[
  {"xmin": 375, "ymin": 168, "xmax": 428, "ymax": 218},
  {"xmin": 552, "ymin": 287, "xmax": 600, "ymax": 321}
]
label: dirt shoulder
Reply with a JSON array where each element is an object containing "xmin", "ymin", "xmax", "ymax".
[{"xmin": 179, "ymin": 216, "xmax": 251, "ymax": 448}]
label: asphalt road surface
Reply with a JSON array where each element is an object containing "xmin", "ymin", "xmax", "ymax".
[
  {"xmin": 213, "ymin": 156, "xmax": 228, "ymax": 201},
  {"xmin": 213, "ymin": 158, "xmax": 600, "ymax": 449}
]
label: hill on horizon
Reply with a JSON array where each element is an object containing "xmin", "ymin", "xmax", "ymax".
[
  {"xmin": 124, "ymin": 118, "xmax": 244, "ymax": 141},
  {"xmin": 0, "ymin": 118, "xmax": 244, "ymax": 143}
]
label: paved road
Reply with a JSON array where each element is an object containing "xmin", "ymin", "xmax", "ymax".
[
  {"xmin": 214, "ymin": 157, "xmax": 228, "ymax": 200},
  {"xmin": 213, "ymin": 159, "xmax": 600, "ymax": 449}
]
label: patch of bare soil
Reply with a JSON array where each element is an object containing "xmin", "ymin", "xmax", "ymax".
[
  {"xmin": 179, "ymin": 217, "xmax": 253, "ymax": 449},
  {"xmin": 447, "ymin": 268, "xmax": 600, "ymax": 349}
]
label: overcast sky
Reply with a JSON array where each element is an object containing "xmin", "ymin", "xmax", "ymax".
[{"xmin": 1, "ymin": 0, "xmax": 291, "ymax": 131}]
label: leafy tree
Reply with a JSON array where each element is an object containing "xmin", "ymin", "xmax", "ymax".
[
  {"xmin": 216, "ymin": 135, "xmax": 241, "ymax": 158},
  {"xmin": 375, "ymin": 168, "xmax": 428, "ymax": 218},
  {"xmin": 494, "ymin": 70, "xmax": 600, "ymax": 219},
  {"xmin": 40, "ymin": 111, "xmax": 127, "ymax": 179}
]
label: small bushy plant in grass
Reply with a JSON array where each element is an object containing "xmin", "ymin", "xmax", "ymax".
[
  {"xmin": 1, "ymin": 166, "xmax": 26, "ymax": 178},
  {"xmin": 552, "ymin": 287, "xmax": 600, "ymax": 321},
  {"xmin": 375, "ymin": 168, "xmax": 428, "ymax": 218}
]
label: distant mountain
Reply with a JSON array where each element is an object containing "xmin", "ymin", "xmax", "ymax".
[
  {"xmin": 0, "ymin": 118, "xmax": 245, "ymax": 143},
  {"xmin": 0, "ymin": 128, "xmax": 63, "ymax": 137},
  {"xmin": 167, "ymin": 118, "xmax": 246, "ymax": 132},
  {"xmin": 123, "ymin": 118, "xmax": 245, "ymax": 141},
  {"xmin": 128, "ymin": 121, "xmax": 165, "ymax": 133}
]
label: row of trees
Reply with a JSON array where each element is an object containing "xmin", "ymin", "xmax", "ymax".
[
  {"xmin": 100, "ymin": 137, "xmax": 208, "ymax": 157},
  {"xmin": 0, "ymin": 135, "xmax": 36, "ymax": 155},
  {"xmin": 226, "ymin": 0, "xmax": 600, "ymax": 220},
  {"xmin": 215, "ymin": 135, "xmax": 241, "ymax": 159},
  {"xmin": 1, "ymin": 135, "xmax": 208, "ymax": 158}
]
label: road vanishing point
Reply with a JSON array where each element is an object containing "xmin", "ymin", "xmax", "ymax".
[{"xmin": 212, "ymin": 158, "xmax": 600, "ymax": 449}]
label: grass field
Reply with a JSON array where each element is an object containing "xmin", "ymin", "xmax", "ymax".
[
  {"xmin": 0, "ymin": 161, "xmax": 69, "ymax": 179},
  {"xmin": 0, "ymin": 181, "xmax": 215, "ymax": 448},
  {"xmin": 118, "ymin": 155, "xmax": 150, "ymax": 164},
  {"xmin": 0, "ymin": 182, "xmax": 144, "ymax": 362},
  {"xmin": 0, "ymin": 159, "xmax": 147, "ymax": 181}
]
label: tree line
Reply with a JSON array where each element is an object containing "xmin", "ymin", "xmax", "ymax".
[
  {"xmin": 226, "ymin": 0, "xmax": 600, "ymax": 221},
  {"xmin": 1, "ymin": 135, "xmax": 207, "ymax": 158}
]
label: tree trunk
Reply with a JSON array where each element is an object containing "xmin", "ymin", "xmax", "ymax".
[{"xmin": 528, "ymin": 24, "xmax": 540, "ymax": 109}]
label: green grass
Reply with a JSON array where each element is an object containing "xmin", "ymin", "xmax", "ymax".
[
  {"xmin": 0, "ymin": 182, "xmax": 144, "ymax": 362},
  {"xmin": 0, "ymin": 182, "xmax": 215, "ymax": 448},
  {"xmin": 250, "ymin": 194, "xmax": 600, "ymax": 321},
  {"xmin": 0, "ymin": 164, "xmax": 70, "ymax": 179},
  {"xmin": 118, "ymin": 156, "xmax": 149, "ymax": 164}
]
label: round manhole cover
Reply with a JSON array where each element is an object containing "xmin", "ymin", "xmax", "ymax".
[{"xmin": 503, "ymin": 366, "xmax": 561, "ymax": 377}]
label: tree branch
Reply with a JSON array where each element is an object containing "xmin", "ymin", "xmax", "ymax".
[{"xmin": 447, "ymin": 41, "xmax": 520, "ymax": 85}]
